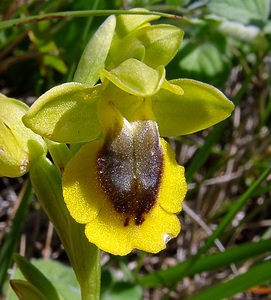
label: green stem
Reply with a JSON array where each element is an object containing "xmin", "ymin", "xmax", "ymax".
[
  {"xmin": 0, "ymin": 9, "xmax": 182, "ymax": 29},
  {"xmin": 30, "ymin": 156, "xmax": 100, "ymax": 300}
]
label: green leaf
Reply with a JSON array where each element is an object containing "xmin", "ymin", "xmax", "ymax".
[
  {"xmin": 152, "ymin": 79, "xmax": 234, "ymax": 137},
  {"xmin": 74, "ymin": 15, "xmax": 116, "ymax": 85},
  {"xmin": 23, "ymin": 83, "xmax": 101, "ymax": 143},
  {"xmin": 101, "ymin": 269, "xmax": 142, "ymax": 300},
  {"xmin": 101, "ymin": 59, "xmax": 165, "ymax": 96},
  {"xmin": 30, "ymin": 259, "xmax": 80, "ymax": 300},
  {"xmin": 188, "ymin": 259, "xmax": 271, "ymax": 300},
  {"xmin": 108, "ymin": 25, "xmax": 183, "ymax": 68},
  {"xmin": 9, "ymin": 259, "xmax": 81, "ymax": 300},
  {"xmin": 218, "ymin": 20, "xmax": 268, "ymax": 48},
  {"xmin": 13, "ymin": 255, "xmax": 60, "ymax": 300},
  {"xmin": 0, "ymin": 95, "xmax": 47, "ymax": 177},
  {"xmin": 10, "ymin": 280, "xmax": 47, "ymax": 300},
  {"xmin": 208, "ymin": 0, "xmax": 270, "ymax": 24},
  {"xmin": 177, "ymin": 41, "xmax": 230, "ymax": 86},
  {"xmin": 116, "ymin": 8, "xmax": 160, "ymax": 36},
  {"xmin": 102, "ymin": 282, "xmax": 143, "ymax": 300}
]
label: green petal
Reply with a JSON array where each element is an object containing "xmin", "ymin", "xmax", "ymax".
[
  {"xmin": 141, "ymin": 25, "xmax": 184, "ymax": 67},
  {"xmin": 152, "ymin": 79, "xmax": 234, "ymax": 136},
  {"xmin": 73, "ymin": 15, "xmax": 116, "ymax": 85},
  {"xmin": 108, "ymin": 25, "xmax": 183, "ymax": 69},
  {"xmin": 101, "ymin": 59, "xmax": 165, "ymax": 96},
  {"xmin": 23, "ymin": 83, "xmax": 101, "ymax": 143},
  {"xmin": 116, "ymin": 8, "xmax": 160, "ymax": 36},
  {"xmin": 0, "ymin": 95, "xmax": 46, "ymax": 177},
  {"xmin": 101, "ymin": 82, "xmax": 143, "ymax": 121}
]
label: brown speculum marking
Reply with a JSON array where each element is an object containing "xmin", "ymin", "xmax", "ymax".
[{"xmin": 97, "ymin": 119, "xmax": 163, "ymax": 226}]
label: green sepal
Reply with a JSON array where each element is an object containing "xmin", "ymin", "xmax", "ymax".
[
  {"xmin": 10, "ymin": 280, "xmax": 47, "ymax": 300},
  {"xmin": 152, "ymin": 79, "xmax": 234, "ymax": 136},
  {"xmin": 73, "ymin": 15, "xmax": 116, "ymax": 85},
  {"xmin": 108, "ymin": 25, "xmax": 183, "ymax": 69},
  {"xmin": 13, "ymin": 254, "xmax": 61, "ymax": 300},
  {"xmin": 23, "ymin": 83, "xmax": 101, "ymax": 143},
  {"xmin": 101, "ymin": 59, "xmax": 165, "ymax": 96},
  {"xmin": 0, "ymin": 94, "xmax": 47, "ymax": 177},
  {"xmin": 116, "ymin": 8, "xmax": 160, "ymax": 36}
]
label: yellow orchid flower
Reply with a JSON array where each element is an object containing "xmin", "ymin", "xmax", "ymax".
[
  {"xmin": 22, "ymin": 12, "xmax": 234, "ymax": 255},
  {"xmin": 62, "ymin": 96, "xmax": 187, "ymax": 255}
]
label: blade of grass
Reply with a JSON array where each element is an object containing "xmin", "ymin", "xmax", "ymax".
[
  {"xmin": 188, "ymin": 259, "xmax": 271, "ymax": 300},
  {"xmin": 0, "ymin": 10, "xmax": 182, "ymax": 29},
  {"xmin": 139, "ymin": 238, "xmax": 271, "ymax": 287},
  {"xmin": 0, "ymin": 179, "xmax": 32, "ymax": 294}
]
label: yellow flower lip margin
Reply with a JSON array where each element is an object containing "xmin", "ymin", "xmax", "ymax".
[{"xmin": 62, "ymin": 136, "xmax": 186, "ymax": 256}]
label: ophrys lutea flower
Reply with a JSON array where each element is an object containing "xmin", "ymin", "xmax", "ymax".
[
  {"xmin": 22, "ymin": 11, "xmax": 234, "ymax": 255},
  {"xmin": 62, "ymin": 93, "xmax": 186, "ymax": 255}
]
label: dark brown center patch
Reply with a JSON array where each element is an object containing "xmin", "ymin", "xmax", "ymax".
[{"xmin": 97, "ymin": 120, "xmax": 163, "ymax": 226}]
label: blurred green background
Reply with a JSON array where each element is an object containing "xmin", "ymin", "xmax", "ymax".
[{"xmin": 1, "ymin": 1, "xmax": 271, "ymax": 299}]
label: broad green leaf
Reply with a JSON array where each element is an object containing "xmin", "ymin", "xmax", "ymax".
[
  {"xmin": 9, "ymin": 259, "xmax": 80, "ymax": 300},
  {"xmin": 13, "ymin": 255, "xmax": 60, "ymax": 300},
  {"xmin": 0, "ymin": 95, "xmax": 47, "ymax": 177},
  {"xmin": 102, "ymin": 282, "xmax": 143, "ymax": 300},
  {"xmin": 108, "ymin": 25, "xmax": 183, "ymax": 68},
  {"xmin": 177, "ymin": 42, "xmax": 230, "ymax": 86},
  {"xmin": 152, "ymin": 79, "xmax": 234, "ymax": 137},
  {"xmin": 208, "ymin": 0, "xmax": 270, "ymax": 24},
  {"xmin": 188, "ymin": 259, "xmax": 271, "ymax": 300},
  {"xmin": 101, "ymin": 59, "xmax": 165, "ymax": 96},
  {"xmin": 74, "ymin": 15, "xmax": 116, "ymax": 85},
  {"xmin": 23, "ymin": 83, "xmax": 101, "ymax": 143},
  {"xmin": 10, "ymin": 280, "xmax": 47, "ymax": 300},
  {"xmin": 218, "ymin": 21, "xmax": 268, "ymax": 48},
  {"xmin": 30, "ymin": 259, "xmax": 80, "ymax": 300},
  {"xmin": 116, "ymin": 8, "xmax": 160, "ymax": 36}
]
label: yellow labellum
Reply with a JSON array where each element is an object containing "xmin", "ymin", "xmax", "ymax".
[{"xmin": 62, "ymin": 117, "xmax": 186, "ymax": 255}]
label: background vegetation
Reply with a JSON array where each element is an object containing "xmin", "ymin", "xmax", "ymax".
[{"xmin": 0, "ymin": 0, "xmax": 271, "ymax": 299}]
